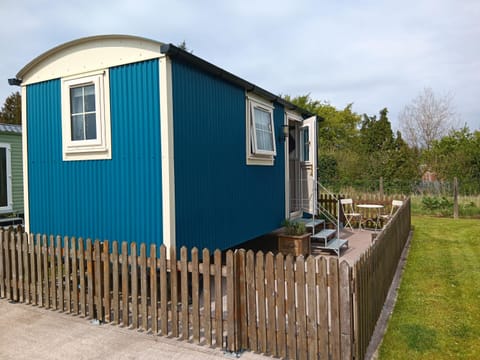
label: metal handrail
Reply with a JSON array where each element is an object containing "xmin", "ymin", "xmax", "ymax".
[
  {"xmin": 316, "ymin": 180, "xmax": 341, "ymax": 240},
  {"xmin": 289, "ymin": 179, "xmax": 343, "ymax": 240}
]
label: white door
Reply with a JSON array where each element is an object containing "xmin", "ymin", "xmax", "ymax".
[{"xmin": 299, "ymin": 116, "xmax": 317, "ymax": 214}]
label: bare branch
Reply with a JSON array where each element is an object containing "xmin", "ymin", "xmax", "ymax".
[{"xmin": 399, "ymin": 87, "xmax": 457, "ymax": 149}]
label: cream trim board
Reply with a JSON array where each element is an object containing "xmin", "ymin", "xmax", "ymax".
[
  {"xmin": 21, "ymin": 86, "xmax": 29, "ymax": 231},
  {"xmin": 247, "ymin": 155, "xmax": 275, "ymax": 166},
  {"xmin": 159, "ymin": 56, "xmax": 176, "ymax": 253},
  {"xmin": 246, "ymin": 93, "xmax": 274, "ymax": 110},
  {"xmin": 246, "ymin": 92, "xmax": 276, "ymax": 165},
  {"xmin": 285, "ymin": 110, "xmax": 303, "ymax": 123},
  {"xmin": 19, "ymin": 35, "xmax": 163, "ymax": 85},
  {"xmin": 284, "ymin": 112, "xmax": 290, "ymax": 217}
]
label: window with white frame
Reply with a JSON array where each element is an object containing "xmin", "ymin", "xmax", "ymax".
[
  {"xmin": 0, "ymin": 144, "xmax": 12, "ymax": 213},
  {"xmin": 61, "ymin": 71, "xmax": 111, "ymax": 161},
  {"xmin": 246, "ymin": 95, "xmax": 276, "ymax": 165}
]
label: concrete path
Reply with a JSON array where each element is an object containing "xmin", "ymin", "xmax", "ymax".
[{"xmin": 0, "ymin": 300, "xmax": 266, "ymax": 360}]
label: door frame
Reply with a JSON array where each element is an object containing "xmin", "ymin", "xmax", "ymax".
[
  {"xmin": 284, "ymin": 113, "xmax": 317, "ymax": 218},
  {"xmin": 0, "ymin": 143, "xmax": 13, "ymax": 214},
  {"xmin": 300, "ymin": 115, "xmax": 318, "ymax": 215}
]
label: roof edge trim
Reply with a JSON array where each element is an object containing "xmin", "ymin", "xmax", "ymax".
[
  {"xmin": 16, "ymin": 35, "xmax": 163, "ymax": 80},
  {"xmin": 160, "ymin": 44, "xmax": 314, "ymax": 118}
]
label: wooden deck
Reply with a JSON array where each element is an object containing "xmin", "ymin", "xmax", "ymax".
[
  {"xmin": 235, "ymin": 226, "xmax": 379, "ymax": 265},
  {"xmin": 322, "ymin": 228, "xmax": 378, "ymax": 265}
]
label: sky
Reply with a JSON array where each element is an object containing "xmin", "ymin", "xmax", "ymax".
[{"xmin": 1, "ymin": 0, "xmax": 479, "ymax": 131}]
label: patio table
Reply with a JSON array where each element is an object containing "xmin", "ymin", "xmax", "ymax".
[{"xmin": 356, "ymin": 204, "xmax": 384, "ymax": 231}]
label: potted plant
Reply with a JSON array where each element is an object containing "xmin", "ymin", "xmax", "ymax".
[{"xmin": 278, "ymin": 219, "xmax": 311, "ymax": 256}]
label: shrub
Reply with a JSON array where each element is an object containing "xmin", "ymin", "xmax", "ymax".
[
  {"xmin": 282, "ymin": 219, "xmax": 307, "ymax": 236},
  {"xmin": 421, "ymin": 196, "xmax": 452, "ymax": 216}
]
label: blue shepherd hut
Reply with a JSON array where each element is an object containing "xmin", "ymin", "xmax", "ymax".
[{"xmin": 10, "ymin": 35, "xmax": 318, "ymax": 252}]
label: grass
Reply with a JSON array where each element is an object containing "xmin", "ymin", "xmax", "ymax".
[{"xmin": 378, "ymin": 216, "xmax": 480, "ymax": 359}]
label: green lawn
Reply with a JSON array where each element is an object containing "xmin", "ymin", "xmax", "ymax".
[{"xmin": 378, "ymin": 216, "xmax": 480, "ymax": 359}]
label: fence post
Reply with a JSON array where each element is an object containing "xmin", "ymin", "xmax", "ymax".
[
  {"xmin": 453, "ymin": 177, "xmax": 459, "ymax": 219},
  {"xmin": 235, "ymin": 249, "xmax": 247, "ymax": 351},
  {"xmin": 379, "ymin": 177, "xmax": 384, "ymax": 198},
  {"xmin": 226, "ymin": 250, "xmax": 235, "ymax": 352},
  {"xmin": 339, "ymin": 261, "xmax": 353, "ymax": 360},
  {"xmin": 329, "ymin": 257, "xmax": 341, "ymax": 360},
  {"xmin": 226, "ymin": 249, "xmax": 247, "ymax": 355}
]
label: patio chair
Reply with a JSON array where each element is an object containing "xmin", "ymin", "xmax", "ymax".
[
  {"xmin": 340, "ymin": 198, "xmax": 362, "ymax": 231},
  {"xmin": 380, "ymin": 200, "xmax": 403, "ymax": 224}
]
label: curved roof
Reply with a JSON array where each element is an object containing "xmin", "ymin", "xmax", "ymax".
[
  {"xmin": 17, "ymin": 35, "xmax": 163, "ymax": 85},
  {"xmin": 15, "ymin": 34, "xmax": 313, "ymax": 117}
]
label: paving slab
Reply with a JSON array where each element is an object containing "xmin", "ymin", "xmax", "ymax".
[{"xmin": 0, "ymin": 300, "xmax": 267, "ymax": 360}]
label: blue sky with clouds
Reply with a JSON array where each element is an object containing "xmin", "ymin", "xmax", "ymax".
[{"xmin": 1, "ymin": 0, "xmax": 478, "ymax": 130}]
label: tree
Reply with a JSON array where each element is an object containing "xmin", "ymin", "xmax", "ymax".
[
  {"xmin": 177, "ymin": 41, "xmax": 193, "ymax": 53},
  {"xmin": 425, "ymin": 127, "xmax": 480, "ymax": 192},
  {"xmin": 359, "ymin": 108, "xmax": 395, "ymax": 181},
  {"xmin": 283, "ymin": 94, "xmax": 361, "ymax": 152},
  {"xmin": 284, "ymin": 94, "xmax": 363, "ymax": 185},
  {"xmin": 360, "ymin": 108, "xmax": 394, "ymax": 154},
  {"xmin": 399, "ymin": 87, "xmax": 457, "ymax": 150},
  {"xmin": 284, "ymin": 94, "xmax": 422, "ymax": 192},
  {"xmin": 358, "ymin": 108, "xmax": 419, "ymax": 191},
  {"xmin": 352, "ymin": 108, "xmax": 419, "ymax": 192},
  {"xmin": 0, "ymin": 92, "xmax": 21, "ymax": 125},
  {"xmin": 389, "ymin": 131, "xmax": 421, "ymax": 191}
]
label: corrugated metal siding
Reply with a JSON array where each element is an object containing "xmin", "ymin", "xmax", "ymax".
[
  {"xmin": 172, "ymin": 60, "xmax": 285, "ymax": 251},
  {"xmin": 0, "ymin": 131, "xmax": 23, "ymax": 215},
  {"xmin": 27, "ymin": 59, "xmax": 162, "ymax": 247}
]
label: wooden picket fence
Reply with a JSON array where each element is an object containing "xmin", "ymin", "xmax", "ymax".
[
  {"xmin": 318, "ymin": 193, "xmax": 402, "ymax": 226},
  {"xmin": 0, "ymin": 230, "xmax": 352, "ymax": 358},
  {"xmin": 0, "ymin": 198, "xmax": 411, "ymax": 359},
  {"xmin": 353, "ymin": 197, "xmax": 411, "ymax": 358}
]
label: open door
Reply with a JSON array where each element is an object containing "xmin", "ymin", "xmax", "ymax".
[
  {"xmin": 286, "ymin": 115, "xmax": 317, "ymax": 217},
  {"xmin": 299, "ymin": 116, "xmax": 317, "ymax": 214}
]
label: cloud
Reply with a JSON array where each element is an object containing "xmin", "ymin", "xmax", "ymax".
[{"xmin": 0, "ymin": 0, "xmax": 478, "ymax": 131}]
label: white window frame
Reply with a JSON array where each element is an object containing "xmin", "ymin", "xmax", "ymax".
[
  {"xmin": 61, "ymin": 70, "xmax": 111, "ymax": 161},
  {"xmin": 0, "ymin": 143, "xmax": 12, "ymax": 213},
  {"xmin": 246, "ymin": 94, "xmax": 276, "ymax": 166}
]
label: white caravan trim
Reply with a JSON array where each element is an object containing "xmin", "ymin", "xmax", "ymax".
[{"xmin": 159, "ymin": 56, "xmax": 176, "ymax": 254}]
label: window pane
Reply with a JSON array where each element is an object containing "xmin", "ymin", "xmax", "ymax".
[
  {"xmin": 85, "ymin": 113, "xmax": 97, "ymax": 140},
  {"xmin": 0, "ymin": 148, "xmax": 6, "ymax": 206},
  {"xmin": 302, "ymin": 127, "xmax": 309, "ymax": 161},
  {"xmin": 70, "ymin": 87, "xmax": 84, "ymax": 114},
  {"xmin": 254, "ymin": 107, "xmax": 274, "ymax": 151},
  {"xmin": 84, "ymin": 85, "xmax": 96, "ymax": 112},
  {"xmin": 70, "ymin": 83, "xmax": 97, "ymax": 141},
  {"xmin": 71, "ymin": 114, "xmax": 84, "ymax": 141}
]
